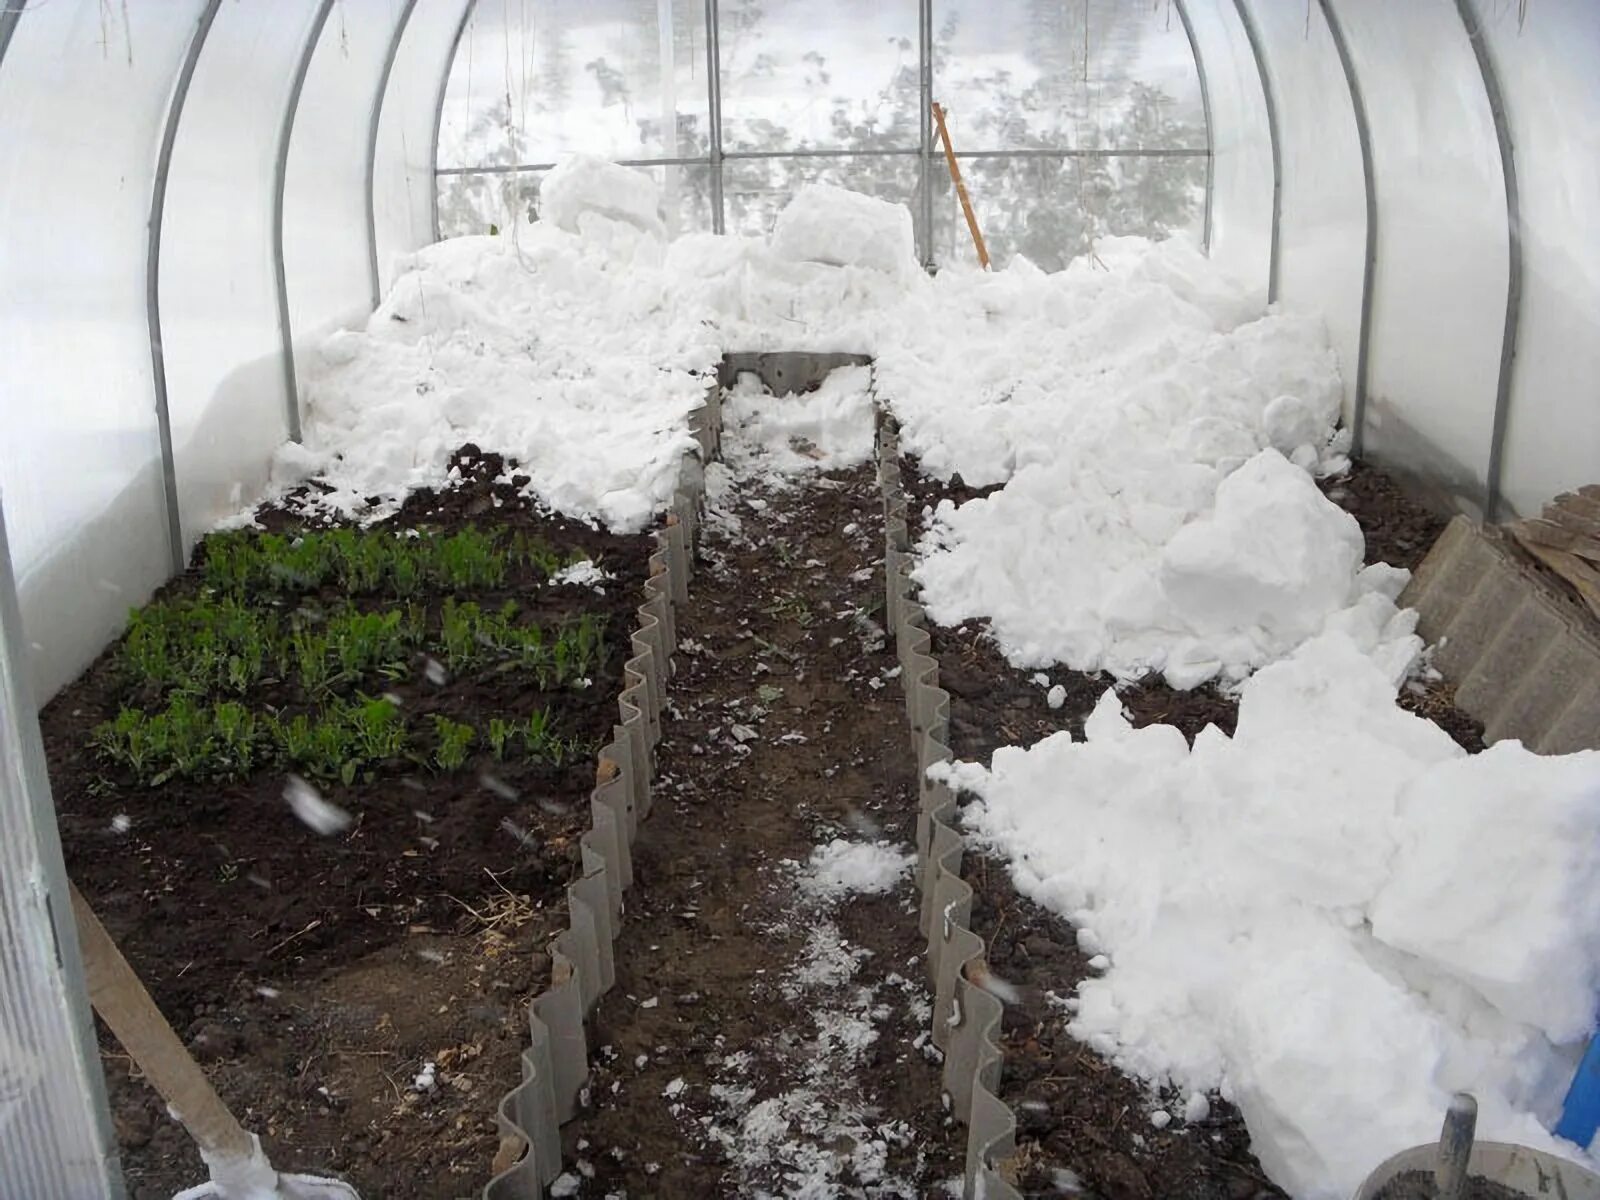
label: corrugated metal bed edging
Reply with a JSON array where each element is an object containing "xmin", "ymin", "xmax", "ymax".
[
  {"xmin": 878, "ymin": 412, "xmax": 1024, "ymax": 1200},
  {"xmin": 482, "ymin": 380, "xmax": 720, "ymax": 1198}
]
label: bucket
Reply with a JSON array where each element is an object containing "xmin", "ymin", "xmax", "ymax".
[{"xmin": 1352, "ymin": 1140, "xmax": 1600, "ymax": 1199}]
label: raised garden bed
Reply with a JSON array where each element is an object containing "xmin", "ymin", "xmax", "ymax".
[
  {"xmin": 47, "ymin": 446, "xmax": 651, "ymax": 1199},
  {"xmin": 898, "ymin": 452, "xmax": 1484, "ymax": 1198}
]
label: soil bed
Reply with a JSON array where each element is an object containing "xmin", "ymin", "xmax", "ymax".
[
  {"xmin": 551, "ymin": 456, "xmax": 960, "ymax": 1195},
  {"xmin": 48, "ymin": 445, "xmax": 650, "ymax": 1198},
  {"xmin": 899, "ymin": 452, "xmax": 1483, "ymax": 1198}
]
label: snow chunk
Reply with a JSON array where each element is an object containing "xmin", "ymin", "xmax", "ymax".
[
  {"xmin": 1159, "ymin": 449, "xmax": 1363, "ymax": 653},
  {"xmin": 802, "ymin": 839, "xmax": 915, "ymax": 900},
  {"xmin": 770, "ymin": 183, "xmax": 918, "ymax": 280},
  {"xmin": 540, "ymin": 155, "xmax": 663, "ymax": 237}
]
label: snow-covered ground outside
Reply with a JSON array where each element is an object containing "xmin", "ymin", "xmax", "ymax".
[{"xmin": 260, "ymin": 158, "xmax": 1600, "ymax": 1198}]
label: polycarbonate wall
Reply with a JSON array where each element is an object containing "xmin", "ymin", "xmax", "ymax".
[
  {"xmin": 1478, "ymin": 0, "xmax": 1600, "ymax": 520},
  {"xmin": 0, "ymin": 3, "xmax": 196, "ymax": 709},
  {"xmin": 0, "ymin": 0, "xmax": 458, "ymax": 705},
  {"xmin": 1334, "ymin": 0, "xmax": 1508, "ymax": 514}
]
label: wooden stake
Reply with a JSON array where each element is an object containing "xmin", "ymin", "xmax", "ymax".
[{"xmin": 931, "ymin": 101, "xmax": 990, "ymax": 269}]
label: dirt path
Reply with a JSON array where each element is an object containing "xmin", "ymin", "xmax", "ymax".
[{"xmin": 553, "ymin": 453, "xmax": 960, "ymax": 1197}]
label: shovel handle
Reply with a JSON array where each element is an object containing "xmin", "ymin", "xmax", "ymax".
[{"xmin": 69, "ymin": 884, "xmax": 256, "ymax": 1164}]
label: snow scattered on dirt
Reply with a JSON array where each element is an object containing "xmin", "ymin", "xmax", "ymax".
[
  {"xmin": 551, "ymin": 558, "xmax": 613, "ymax": 592},
  {"xmin": 801, "ymin": 838, "xmax": 915, "ymax": 900},
  {"xmin": 940, "ymin": 630, "xmax": 1600, "ymax": 1198}
]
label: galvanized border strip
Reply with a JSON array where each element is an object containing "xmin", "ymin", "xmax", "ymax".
[
  {"xmin": 483, "ymin": 384, "xmax": 715, "ymax": 1198},
  {"xmin": 429, "ymin": 0, "xmax": 480, "ymax": 243},
  {"xmin": 1455, "ymin": 0, "xmax": 1521, "ymax": 523},
  {"xmin": 1173, "ymin": 0, "xmax": 1214, "ymax": 253},
  {"xmin": 1318, "ymin": 0, "xmax": 1378, "ymax": 458},
  {"xmin": 877, "ymin": 415, "xmax": 1021, "ymax": 1200},
  {"xmin": 273, "ymin": 0, "xmax": 336, "ymax": 446},
  {"xmin": 147, "ymin": 0, "xmax": 223, "ymax": 577},
  {"xmin": 366, "ymin": 0, "xmax": 420, "ymax": 310},
  {"xmin": 1232, "ymin": 0, "xmax": 1281, "ymax": 304}
]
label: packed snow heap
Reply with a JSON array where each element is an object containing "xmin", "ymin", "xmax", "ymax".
[{"xmin": 265, "ymin": 156, "xmax": 1600, "ymax": 1199}]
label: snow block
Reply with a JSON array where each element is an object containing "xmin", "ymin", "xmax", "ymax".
[
  {"xmin": 484, "ymin": 400, "xmax": 709, "ymax": 1200},
  {"xmin": 1402, "ymin": 516, "xmax": 1600, "ymax": 754},
  {"xmin": 539, "ymin": 155, "xmax": 664, "ymax": 238},
  {"xmin": 770, "ymin": 183, "xmax": 919, "ymax": 279}
]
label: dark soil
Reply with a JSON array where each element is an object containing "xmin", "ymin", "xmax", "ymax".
[
  {"xmin": 1320, "ymin": 460, "xmax": 1450, "ymax": 573},
  {"xmin": 899, "ymin": 451, "xmax": 1483, "ymax": 1199},
  {"xmin": 49, "ymin": 445, "xmax": 651, "ymax": 1198},
  {"xmin": 551, "ymin": 459, "xmax": 960, "ymax": 1195},
  {"xmin": 968, "ymin": 854, "xmax": 1285, "ymax": 1200},
  {"xmin": 1371, "ymin": 1170, "xmax": 1528, "ymax": 1200}
]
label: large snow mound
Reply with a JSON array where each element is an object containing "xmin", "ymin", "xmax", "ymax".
[
  {"xmin": 769, "ymin": 183, "xmax": 918, "ymax": 279},
  {"xmin": 539, "ymin": 153, "xmax": 664, "ymax": 238},
  {"xmin": 940, "ymin": 632, "xmax": 1600, "ymax": 1199},
  {"xmin": 889, "ymin": 236, "xmax": 1409, "ymax": 688}
]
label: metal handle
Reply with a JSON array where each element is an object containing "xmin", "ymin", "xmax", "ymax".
[{"xmin": 1436, "ymin": 1091, "xmax": 1478, "ymax": 1200}]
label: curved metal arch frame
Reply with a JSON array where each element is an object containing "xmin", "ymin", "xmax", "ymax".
[
  {"xmin": 1172, "ymin": 0, "xmax": 1214, "ymax": 254},
  {"xmin": 367, "ymin": 0, "xmax": 421, "ymax": 311},
  {"xmin": 147, "ymin": 0, "xmax": 224, "ymax": 575},
  {"xmin": 1232, "ymin": 0, "xmax": 1281, "ymax": 304},
  {"xmin": 272, "ymin": 0, "xmax": 336, "ymax": 447},
  {"xmin": 430, "ymin": 0, "xmax": 480, "ymax": 244},
  {"xmin": 1317, "ymin": 0, "xmax": 1377, "ymax": 457},
  {"xmin": 1455, "ymin": 0, "xmax": 1522, "ymax": 523}
]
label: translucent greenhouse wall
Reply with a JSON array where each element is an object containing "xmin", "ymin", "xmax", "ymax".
[{"xmin": 0, "ymin": 0, "xmax": 458, "ymax": 704}]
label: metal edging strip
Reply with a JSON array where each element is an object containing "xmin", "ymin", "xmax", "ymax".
[
  {"xmin": 1455, "ymin": 0, "xmax": 1521, "ymax": 523},
  {"xmin": 430, "ymin": 0, "xmax": 480, "ymax": 244},
  {"xmin": 918, "ymin": 0, "xmax": 934, "ymax": 270},
  {"xmin": 705, "ymin": 0, "xmax": 725, "ymax": 235},
  {"xmin": 366, "ymin": 0, "xmax": 421, "ymax": 311},
  {"xmin": 1318, "ymin": 0, "xmax": 1377, "ymax": 458},
  {"xmin": 1173, "ymin": 0, "xmax": 1214, "ymax": 254},
  {"xmin": 272, "ymin": 0, "xmax": 335, "ymax": 447},
  {"xmin": 1232, "ymin": 0, "xmax": 1281, "ymax": 304},
  {"xmin": 147, "ymin": 0, "xmax": 224, "ymax": 576}
]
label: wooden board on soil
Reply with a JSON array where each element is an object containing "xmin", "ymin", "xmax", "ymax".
[
  {"xmin": 48, "ymin": 446, "xmax": 651, "ymax": 1199},
  {"xmin": 899, "ymin": 452, "xmax": 1485, "ymax": 1198}
]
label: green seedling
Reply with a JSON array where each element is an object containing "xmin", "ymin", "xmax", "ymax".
[{"xmin": 432, "ymin": 716, "xmax": 476, "ymax": 772}]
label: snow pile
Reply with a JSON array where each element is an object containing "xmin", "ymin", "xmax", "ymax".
[
  {"xmin": 883, "ymin": 237, "xmax": 1419, "ymax": 687},
  {"xmin": 939, "ymin": 632, "xmax": 1600, "ymax": 1198},
  {"xmin": 276, "ymin": 220, "xmax": 715, "ymax": 531},
  {"xmin": 801, "ymin": 838, "xmax": 915, "ymax": 900},
  {"xmin": 769, "ymin": 183, "xmax": 919, "ymax": 280},
  {"xmin": 538, "ymin": 153, "xmax": 664, "ymax": 237},
  {"xmin": 720, "ymin": 365, "xmax": 877, "ymax": 478}
]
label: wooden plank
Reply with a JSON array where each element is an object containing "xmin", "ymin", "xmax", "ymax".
[
  {"xmin": 1520, "ymin": 540, "xmax": 1600, "ymax": 623},
  {"xmin": 1511, "ymin": 518, "xmax": 1600, "ymax": 563}
]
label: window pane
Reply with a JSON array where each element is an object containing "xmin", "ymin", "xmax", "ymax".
[
  {"xmin": 931, "ymin": 153, "xmax": 1204, "ymax": 273},
  {"xmin": 933, "ymin": 0, "xmax": 1206, "ymax": 152},
  {"xmin": 438, "ymin": 164, "xmax": 712, "ymax": 240},
  {"xmin": 719, "ymin": 0, "xmax": 919, "ymax": 153},
  {"xmin": 724, "ymin": 155, "xmax": 920, "ymax": 240},
  {"xmin": 439, "ymin": 0, "xmax": 712, "ymax": 167}
]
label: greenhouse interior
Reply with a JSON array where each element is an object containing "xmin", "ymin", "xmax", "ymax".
[{"xmin": 3, "ymin": 0, "xmax": 1600, "ymax": 1197}]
